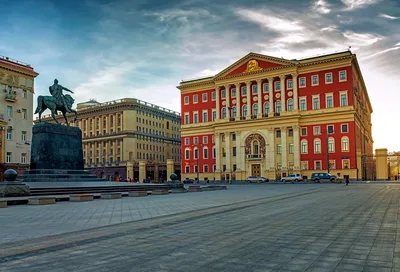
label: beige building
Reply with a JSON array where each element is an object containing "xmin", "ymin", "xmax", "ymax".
[
  {"xmin": 0, "ymin": 55, "xmax": 38, "ymax": 176},
  {"xmin": 36, "ymin": 98, "xmax": 181, "ymax": 182}
]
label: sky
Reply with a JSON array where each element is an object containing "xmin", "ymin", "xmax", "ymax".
[{"xmin": 0, "ymin": 0, "xmax": 399, "ymax": 151}]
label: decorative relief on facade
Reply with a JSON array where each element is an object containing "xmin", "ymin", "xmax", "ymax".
[
  {"xmin": 244, "ymin": 59, "xmax": 263, "ymax": 73},
  {"xmin": 222, "ymin": 101, "xmax": 226, "ymax": 106},
  {"xmin": 288, "ymin": 91, "xmax": 293, "ymax": 97},
  {"xmin": 244, "ymin": 133, "xmax": 266, "ymax": 155},
  {"xmin": 264, "ymin": 95, "xmax": 269, "ymax": 100},
  {"xmin": 253, "ymin": 97, "xmax": 258, "ymax": 102},
  {"xmin": 242, "ymin": 98, "xmax": 247, "ymax": 103},
  {"xmin": 276, "ymin": 93, "xmax": 281, "ymax": 98},
  {"xmin": 232, "ymin": 99, "xmax": 237, "ymax": 105}
]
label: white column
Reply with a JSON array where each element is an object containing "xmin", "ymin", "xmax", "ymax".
[
  {"xmin": 280, "ymin": 75, "xmax": 286, "ymax": 114},
  {"xmin": 215, "ymin": 87, "xmax": 220, "ymax": 120},
  {"xmin": 268, "ymin": 128, "xmax": 275, "ymax": 169},
  {"xmin": 257, "ymin": 79, "xmax": 262, "ymax": 118},
  {"xmin": 215, "ymin": 133, "xmax": 221, "ymax": 172},
  {"xmin": 293, "ymin": 126, "xmax": 301, "ymax": 171},
  {"xmin": 235, "ymin": 131, "xmax": 242, "ymax": 170},
  {"xmin": 268, "ymin": 77, "xmax": 274, "ymax": 117},
  {"xmin": 225, "ymin": 85, "xmax": 230, "ymax": 120},
  {"xmin": 235, "ymin": 83, "xmax": 241, "ymax": 120},
  {"xmin": 246, "ymin": 81, "xmax": 251, "ymax": 119},
  {"xmin": 292, "ymin": 73, "xmax": 298, "ymax": 110},
  {"xmin": 281, "ymin": 127, "xmax": 287, "ymax": 170},
  {"xmin": 225, "ymin": 132, "xmax": 231, "ymax": 171}
]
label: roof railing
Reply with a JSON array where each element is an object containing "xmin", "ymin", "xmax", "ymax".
[{"xmin": 0, "ymin": 55, "xmax": 32, "ymax": 69}]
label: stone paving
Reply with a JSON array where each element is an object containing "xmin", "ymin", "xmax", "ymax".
[{"xmin": 1, "ymin": 184, "xmax": 400, "ymax": 272}]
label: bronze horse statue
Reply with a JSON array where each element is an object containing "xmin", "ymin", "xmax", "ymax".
[{"xmin": 34, "ymin": 94, "xmax": 78, "ymax": 126}]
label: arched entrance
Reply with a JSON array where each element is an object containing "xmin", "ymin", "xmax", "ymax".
[{"xmin": 244, "ymin": 133, "xmax": 266, "ymax": 177}]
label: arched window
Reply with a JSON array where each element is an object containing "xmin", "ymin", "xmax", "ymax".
[
  {"xmin": 287, "ymin": 99, "xmax": 294, "ymax": 111},
  {"xmin": 221, "ymin": 108, "xmax": 227, "ymax": 119},
  {"xmin": 341, "ymin": 136, "xmax": 349, "ymax": 152},
  {"xmin": 301, "ymin": 140, "xmax": 308, "ymax": 154},
  {"xmin": 194, "ymin": 147, "xmax": 198, "ymax": 159},
  {"xmin": 252, "ymin": 140, "xmax": 259, "ymax": 154},
  {"xmin": 212, "ymin": 146, "xmax": 216, "ymax": 158},
  {"xmin": 275, "ymin": 101, "xmax": 281, "ymax": 113},
  {"xmin": 314, "ymin": 138, "xmax": 321, "ymax": 153},
  {"xmin": 242, "ymin": 105, "xmax": 247, "ymax": 117},
  {"xmin": 203, "ymin": 146, "xmax": 209, "ymax": 159},
  {"xmin": 253, "ymin": 104, "xmax": 258, "ymax": 115},
  {"xmin": 328, "ymin": 137, "xmax": 335, "ymax": 152},
  {"xmin": 264, "ymin": 102, "xmax": 270, "ymax": 115},
  {"xmin": 232, "ymin": 106, "xmax": 237, "ymax": 117}
]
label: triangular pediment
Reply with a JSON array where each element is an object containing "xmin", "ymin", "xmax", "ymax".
[{"xmin": 214, "ymin": 53, "xmax": 295, "ymax": 79}]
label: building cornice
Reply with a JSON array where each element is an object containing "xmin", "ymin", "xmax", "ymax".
[{"xmin": 0, "ymin": 60, "xmax": 38, "ymax": 78}]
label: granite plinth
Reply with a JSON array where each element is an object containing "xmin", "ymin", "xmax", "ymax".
[
  {"xmin": 20, "ymin": 169, "xmax": 104, "ymax": 183},
  {"xmin": 0, "ymin": 183, "xmax": 30, "ymax": 197},
  {"xmin": 30, "ymin": 123, "xmax": 84, "ymax": 170},
  {"xmin": 166, "ymin": 181, "xmax": 184, "ymax": 189}
]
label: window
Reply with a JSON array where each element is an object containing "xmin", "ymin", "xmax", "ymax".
[
  {"xmin": 232, "ymin": 106, "xmax": 237, "ymax": 117},
  {"xmin": 287, "ymin": 99, "xmax": 294, "ymax": 111},
  {"xmin": 231, "ymin": 88, "xmax": 236, "ymax": 97},
  {"xmin": 184, "ymin": 113, "xmax": 189, "ymax": 124},
  {"xmin": 193, "ymin": 95, "xmax": 198, "ymax": 103},
  {"xmin": 7, "ymin": 106, "xmax": 12, "ymax": 117},
  {"xmin": 252, "ymin": 85, "xmax": 258, "ymax": 94},
  {"xmin": 203, "ymin": 147, "xmax": 209, "ymax": 159},
  {"xmin": 341, "ymin": 124, "xmax": 348, "ymax": 133},
  {"xmin": 315, "ymin": 160, "xmax": 322, "ymax": 170},
  {"xmin": 184, "ymin": 96, "xmax": 189, "ymax": 105},
  {"xmin": 194, "ymin": 148, "xmax": 198, "ymax": 159},
  {"xmin": 275, "ymin": 81, "xmax": 281, "ymax": 91},
  {"xmin": 21, "ymin": 131, "xmax": 26, "ymax": 142},
  {"xmin": 253, "ymin": 104, "xmax": 258, "ymax": 115},
  {"xmin": 193, "ymin": 112, "xmax": 199, "ymax": 123},
  {"xmin": 213, "ymin": 146, "xmax": 216, "ymax": 158},
  {"xmin": 203, "ymin": 136, "xmax": 208, "ymax": 144},
  {"xmin": 312, "ymin": 96, "xmax": 320, "ymax": 110},
  {"xmin": 276, "ymin": 130, "xmax": 281, "ymax": 138},
  {"xmin": 204, "ymin": 165, "xmax": 209, "ymax": 173},
  {"xmin": 342, "ymin": 159, "xmax": 350, "ymax": 169},
  {"xmin": 184, "ymin": 138, "xmax": 189, "ymax": 145},
  {"xmin": 213, "ymin": 164, "xmax": 216, "ymax": 172},
  {"xmin": 194, "ymin": 137, "xmax": 198, "ymax": 144},
  {"xmin": 6, "ymin": 152, "xmax": 11, "ymax": 163},
  {"xmin": 232, "ymin": 133, "xmax": 236, "ymax": 141},
  {"xmin": 326, "ymin": 94, "xmax": 333, "ymax": 108},
  {"xmin": 232, "ymin": 146, "xmax": 237, "ymax": 156},
  {"xmin": 300, "ymin": 97, "xmax": 306, "ymax": 111},
  {"xmin": 221, "ymin": 90, "xmax": 226, "ymax": 99},
  {"xmin": 212, "ymin": 110, "xmax": 217, "ymax": 121},
  {"xmin": 288, "ymin": 129, "xmax": 293, "ymax": 137},
  {"xmin": 21, "ymin": 153, "xmax": 26, "ymax": 164},
  {"xmin": 301, "ymin": 140, "xmax": 308, "ymax": 154},
  {"xmin": 202, "ymin": 93, "xmax": 208, "ymax": 102},
  {"xmin": 185, "ymin": 149, "xmax": 190, "ymax": 160},
  {"xmin": 222, "ymin": 147, "xmax": 226, "ymax": 157},
  {"xmin": 221, "ymin": 108, "xmax": 227, "ymax": 119},
  {"xmin": 314, "ymin": 139, "xmax": 321, "ymax": 153},
  {"xmin": 275, "ymin": 101, "xmax": 281, "ymax": 114},
  {"xmin": 233, "ymin": 164, "xmax": 237, "ymax": 171},
  {"xmin": 313, "ymin": 126, "xmax": 321, "ymax": 135},
  {"xmin": 6, "ymin": 129, "xmax": 12, "ymax": 140},
  {"xmin": 194, "ymin": 165, "xmax": 198, "ymax": 173},
  {"xmin": 328, "ymin": 138, "xmax": 335, "ymax": 152},
  {"xmin": 23, "ymin": 90, "xmax": 27, "ymax": 98},
  {"xmin": 325, "ymin": 73, "xmax": 333, "ymax": 83},
  {"xmin": 277, "ymin": 144, "xmax": 282, "ymax": 154},
  {"xmin": 329, "ymin": 160, "xmax": 336, "ymax": 170},
  {"xmin": 287, "ymin": 79, "xmax": 293, "ymax": 89},
  {"xmin": 301, "ymin": 161, "xmax": 309, "ymax": 170},
  {"xmin": 299, "ymin": 77, "xmax": 306, "ymax": 87},
  {"xmin": 301, "ymin": 127, "xmax": 307, "ymax": 136},
  {"xmin": 263, "ymin": 83, "xmax": 269, "ymax": 92},
  {"xmin": 241, "ymin": 86, "xmax": 247, "ymax": 96},
  {"xmin": 340, "ymin": 92, "xmax": 348, "ymax": 106},
  {"xmin": 312, "ymin": 75, "xmax": 319, "ymax": 86},
  {"xmin": 289, "ymin": 143, "xmax": 294, "ymax": 154},
  {"xmin": 327, "ymin": 125, "xmax": 334, "ymax": 134},
  {"xmin": 339, "ymin": 70, "xmax": 347, "ymax": 81},
  {"xmin": 342, "ymin": 137, "xmax": 349, "ymax": 152},
  {"xmin": 212, "ymin": 91, "xmax": 216, "ymax": 100},
  {"xmin": 202, "ymin": 111, "xmax": 208, "ymax": 122},
  {"xmin": 242, "ymin": 105, "xmax": 247, "ymax": 117},
  {"xmin": 264, "ymin": 102, "xmax": 270, "ymax": 115},
  {"xmin": 185, "ymin": 166, "xmax": 190, "ymax": 173}
]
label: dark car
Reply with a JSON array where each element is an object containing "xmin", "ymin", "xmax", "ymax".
[{"xmin": 311, "ymin": 173, "xmax": 337, "ymax": 183}]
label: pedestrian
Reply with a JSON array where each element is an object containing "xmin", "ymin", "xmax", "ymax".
[{"xmin": 345, "ymin": 175, "xmax": 349, "ymax": 186}]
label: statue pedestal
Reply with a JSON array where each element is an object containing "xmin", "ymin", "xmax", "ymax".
[
  {"xmin": 0, "ymin": 182, "xmax": 30, "ymax": 197},
  {"xmin": 166, "ymin": 180, "xmax": 187, "ymax": 193}
]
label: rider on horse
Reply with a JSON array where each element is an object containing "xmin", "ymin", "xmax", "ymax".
[{"xmin": 49, "ymin": 79, "xmax": 74, "ymax": 109}]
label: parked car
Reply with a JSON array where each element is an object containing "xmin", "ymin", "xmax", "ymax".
[
  {"xmin": 281, "ymin": 174, "xmax": 303, "ymax": 183},
  {"xmin": 311, "ymin": 173, "xmax": 337, "ymax": 183},
  {"xmin": 183, "ymin": 178, "xmax": 194, "ymax": 184},
  {"xmin": 247, "ymin": 176, "xmax": 269, "ymax": 183}
]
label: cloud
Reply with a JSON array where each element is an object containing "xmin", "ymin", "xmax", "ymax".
[
  {"xmin": 378, "ymin": 13, "xmax": 399, "ymax": 20},
  {"xmin": 343, "ymin": 31, "xmax": 383, "ymax": 47},
  {"xmin": 341, "ymin": 0, "xmax": 383, "ymax": 10},
  {"xmin": 312, "ymin": 0, "xmax": 331, "ymax": 14},
  {"xmin": 361, "ymin": 46, "xmax": 400, "ymax": 60}
]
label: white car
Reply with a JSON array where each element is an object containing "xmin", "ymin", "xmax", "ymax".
[
  {"xmin": 281, "ymin": 174, "xmax": 303, "ymax": 183},
  {"xmin": 247, "ymin": 176, "xmax": 269, "ymax": 183}
]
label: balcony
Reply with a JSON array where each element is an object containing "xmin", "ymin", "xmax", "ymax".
[
  {"xmin": 247, "ymin": 154, "xmax": 264, "ymax": 160},
  {"xmin": 5, "ymin": 93, "xmax": 17, "ymax": 102}
]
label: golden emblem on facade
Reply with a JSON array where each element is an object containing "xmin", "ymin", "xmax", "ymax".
[{"xmin": 244, "ymin": 59, "xmax": 262, "ymax": 73}]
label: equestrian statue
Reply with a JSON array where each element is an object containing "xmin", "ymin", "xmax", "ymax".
[{"xmin": 34, "ymin": 79, "xmax": 78, "ymax": 126}]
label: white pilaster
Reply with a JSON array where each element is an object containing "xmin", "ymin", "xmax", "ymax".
[
  {"xmin": 225, "ymin": 85, "xmax": 230, "ymax": 120},
  {"xmin": 225, "ymin": 132, "xmax": 231, "ymax": 171},
  {"xmin": 246, "ymin": 81, "xmax": 251, "ymax": 119},
  {"xmin": 281, "ymin": 127, "xmax": 287, "ymax": 170},
  {"xmin": 280, "ymin": 75, "xmax": 286, "ymax": 113},
  {"xmin": 235, "ymin": 83, "xmax": 241, "ymax": 120},
  {"xmin": 235, "ymin": 131, "xmax": 242, "ymax": 170},
  {"xmin": 215, "ymin": 87, "xmax": 220, "ymax": 120},
  {"xmin": 293, "ymin": 126, "xmax": 301, "ymax": 170},
  {"xmin": 268, "ymin": 128, "xmax": 275, "ymax": 170},
  {"xmin": 215, "ymin": 133, "xmax": 221, "ymax": 172},
  {"xmin": 257, "ymin": 79, "xmax": 262, "ymax": 118},
  {"xmin": 268, "ymin": 77, "xmax": 274, "ymax": 117},
  {"xmin": 292, "ymin": 73, "xmax": 298, "ymax": 110}
]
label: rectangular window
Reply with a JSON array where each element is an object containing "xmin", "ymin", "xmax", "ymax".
[
  {"xmin": 203, "ymin": 136, "xmax": 208, "ymax": 144},
  {"xmin": 329, "ymin": 160, "xmax": 336, "ymax": 170},
  {"xmin": 339, "ymin": 71, "xmax": 347, "ymax": 81},
  {"xmin": 204, "ymin": 165, "xmax": 209, "ymax": 173},
  {"xmin": 263, "ymin": 83, "xmax": 269, "ymax": 92},
  {"xmin": 313, "ymin": 126, "xmax": 321, "ymax": 135},
  {"xmin": 184, "ymin": 113, "xmax": 189, "ymax": 124},
  {"xmin": 328, "ymin": 139, "xmax": 335, "ymax": 152},
  {"xmin": 325, "ymin": 73, "xmax": 333, "ymax": 83},
  {"xmin": 6, "ymin": 129, "xmax": 12, "ymax": 140},
  {"xmin": 301, "ymin": 141, "xmax": 307, "ymax": 154},
  {"xmin": 340, "ymin": 93, "xmax": 348, "ymax": 106},
  {"xmin": 300, "ymin": 97, "xmax": 307, "ymax": 111},
  {"xmin": 21, "ymin": 153, "xmax": 26, "ymax": 164},
  {"xmin": 276, "ymin": 130, "xmax": 281, "ymax": 138},
  {"xmin": 193, "ymin": 112, "xmax": 198, "ymax": 123},
  {"xmin": 185, "ymin": 166, "xmax": 190, "ymax": 173},
  {"xmin": 289, "ymin": 143, "xmax": 294, "ymax": 154},
  {"xmin": 221, "ymin": 90, "xmax": 226, "ymax": 98},
  {"xmin": 184, "ymin": 138, "xmax": 189, "ymax": 145},
  {"xmin": 184, "ymin": 96, "xmax": 189, "ymax": 105},
  {"xmin": 275, "ymin": 81, "xmax": 280, "ymax": 91},
  {"xmin": 277, "ymin": 144, "xmax": 282, "ymax": 154},
  {"xmin": 252, "ymin": 85, "xmax": 258, "ymax": 94},
  {"xmin": 342, "ymin": 138, "xmax": 349, "ymax": 152},
  {"xmin": 299, "ymin": 77, "xmax": 306, "ymax": 87},
  {"xmin": 301, "ymin": 127, "xmax": 307, "ymax": 136},
  {"xmin": 212, "ymin": 110, "xmax": 216, "ymax": 121},
  {"xmin": 315, "ymin": 160, "xmax": 322, "ymax": 170},
  {"xmin": 194, "ymin": 165, "xmax": 198, "ymax": 173},
  {"xmin": 231, "ymin": 88, "xmax": 236, "ymax": 97},
  {"xmin": 326, "ymin": 95, "xmax": 333, "ymax": 108},
  {"xmin": 312, "ymin": 75, "xmax": 319, "ymax": 86},
  {"xmin": 22, "ymin": 109, "xmax": 27, "ymax": 119},
  {"xmin": 7, "ymin": 106, "xmax": 12, "ymax": 117},
  {"xmin": 21, "ymin": 131, "xmax": 26, "ymax": 142},
  {"xmin": 313, "ymin": 97, "xmax": 320, "ymax": 110},
  {"xmin": 327, "ymin": 125, "xmax": 334, "ymax": 134},
  {"xmin": 194, "ymin": 137, "xmax": 198, "ymax": 144},
  {"xmin": 193, "ymin": 95, "xmax": 198, "ymax": 103},
  {"xmin": 202, "ymin": 93, "xmax": 208, "ymax": 102},
  {"xmin": 23, "ymin": 90, "xmax": 27, "ymax": 98},
  {"xmin": 202, "ymin": 111, "xmax": 208, "ymax": 122},
  {"xmin": 314, "ymin": 141, "xmax": 321, "ymax": 153},
  {"xmin": 232, "ymin": 133, "xmax": 236, "ymax": 141},
  {"xmin": 241, "ymin": 87, "xmax": 247, "ymax": 96},
  {"xmin": 6, "ymin": 152, "xmax": 11, "ymax": 163},
  {"xmin": 341, "ymin": 124, "xmax": 348, "ymax": 133},
  {"xmin": 342, "ymin": 159, "xmax": 350, "ymax": 169},
  {"xmin": 203, "ymin": 148, "xmax": 208, "ymax": 159},
  {"xmin": 287, "ymin": 79, "xmax": 293, "ymax": 89},
  {"xmin": 233, "ymin": 164, "xmax": 237, "ymax": 171},
  {"xmin": 222, "ymin": 148, "xmax": 226, "ymax": 157},
  {"xmin": 301, "ymin": 161, "xmax": 309, "ymax": 170},
  {"xmin": 212, "ymin": 91, "xmax": 216, "ymax": 100},
  {"xmin": 233, "ymin": 146, "xmax": 237, "ymax": 156}
]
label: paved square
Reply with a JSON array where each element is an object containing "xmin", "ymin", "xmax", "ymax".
[{"xmin": 1, "ymin": 183, "xmax": 399, "ymax": 272}]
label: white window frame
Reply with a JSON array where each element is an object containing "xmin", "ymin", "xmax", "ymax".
[
  {"xmin": 21, "ymin": 131, "xmax": 26, "ymax": 142},
  {"xmin": 301, "ymin": 127, "xmax": 307, "ymax": 136},
  {"xmin": 6, "ymin": 152, "xmax": 11, "ymax": 163},
  {"xmin": 193, "ymin": 137, "xmax": 199, "ymax": 144},
  {"xmin": 341, "ymin": 123, "xmax": 349, "ymax": 133},
  {"xmin": 287, "ymin": 98, "xmax": 294, "ymax": 111},
  {"xmin": 212, "ymin": 146, "xmax": 216, "ymax": 158},
  {"xmin": 289, "ymin": 143, "xmax": 294, "ymax": 154},
  {"xmin": 329, "ymin": 160, "xmax": 336, "ymax": 170},
  {"xmin": 212, "ymin": 109, "xmax": 216, "ymax": 121},
  {"xmin": 202, "ymin": 93, "xmax": 208, "ymax": 102},
  {"xmin": 203, "ymin": 147, "xmax": 209, "ymax": 159},
  {"xmin": 231, "ymin": 88, "xmax": 236, "ymax": 98},
  {"xmin": 203, "ymin": 136, "xmax": 208, "ymax": 144},
  {"xmin": 277, "ymin": 144, "xmax": 282, "ymax": 154},
  {"xmin": 342, "ymin": 136, "xmax": 349, "ymax": 152},
  {"xmin": 184, "ymin": 113, "xmax": 189, "ymax": 124},
  {"xmin": 301, "ymin": 161, "xmax": 309, "ymax": 170},
  {"xmin": 193, "ymin": 111, "xmax": 199, "ymax": 124},
  {"xmin": 299, "ymin": 96, "xmax": 307, "ymax": 111},
  {"xmin": 203, "ymin": 165, "xmax": 209, "ymax": 173},
  {"xmin": 263, "ymin": 83, "xmax": 269, "ymax": 93},
  {"xmin": 212, "ymin": 91, "xmax": 216, "ymax": 101},
  {"xmin": 221, "ymin": 90, "xmax": 226, "ymax": 99},
  {"xmin": 313, "ymin": 126, "xmax": 321, "ymax": 135},
  {"xmin": 299, "ymin": 77, "xmax": 306, "ymax": 88},
  {"xmin": 328, "ymin": 137, "xmax": 335, "ymax": 153},
  {"xmin": 185, "ymin": 148, "xmax": 190, "ymax": 160},
  {"xmin": 185, "ymin": 166, "xmax": 190, "ymax": 173},
  {"xmin": 311, "ymin": 75, "xmax": 319, "ymax": 86},
  {"xmin": 314, "ymin": 160, "xmax": 322, "ymax": 170},
  {"xmin": 202, "ymin": 110, "xmax": 208, "ymax": 123},
  {"xmin": 184, "ymin": 138, "xmax": 189, "ymax": 145},
  {"xmin": 287, "ymin": 79, "xmax": 293, "ymax": 90},
  {"xmin": 193, "ymin": 94, "xmax": 198, "ymax": 104},
  {"xmin": 312, "ymin": 95, "xmax": 320, "ymax": 110},
  {"xmin": 342, "ymin": 159, "xmax": 350, "ymax": 169},
  {"xmin": 327, "ymin": 125, "xmax": 334, "ymax": 134},
  {"xmin": 21, "ymin": 153, "xmax": 26, "ymax": 164},
  {"xmin": 314, "ymin": 138, "xmax": 321, "ymax": 154},
  {"xmin": 326, "ymin": 93, "xmax": 334, "ymax": 108},
  {"xmin": 241, "ymin": 86, "xmax": 247, "ymax": 96},
  {"xmin": 339, "ymin": 70, "xmax": 347, "ymax": 82},
  {"xmin": 252, "ymin": 85, "xmax": 258, "ymax": 95},
  {"xmin": 301, "ymin": 140, "xmax": 308, "ymax": 154},
  {"xmin": 275, "ymin": 81, "xmax": 280, "ymax": 91},
  {"xmin": 340, "ymin": 91, "xmax": 348, "ymax": 107},
  {"xmin": 6, "ymin": 130, "xmax": 12, "ymax": 140},
  {"xmin": 193, "ymin": 147, "xmax": 198, "ymax": 160},
  {"xmin": 184, "ymin": 96, "xmax": 189, "ymax": 105},
  {"xmin": 325, "ymin": 72, "xmax": 333, "ymax": 84}
]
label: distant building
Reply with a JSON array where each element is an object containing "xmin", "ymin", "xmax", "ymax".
[
  {"xmin": 0, "ymin": 55, "xmax": 38, "ymax": 176},
  {"xmin": 178, "ymin": 50, "xmax": 373, "ymax": 181},
  {"xmin": 35, "ymin": 98, "xmax": 181, "ymax": 182}
]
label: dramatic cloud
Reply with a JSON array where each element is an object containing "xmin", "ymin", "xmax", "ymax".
[{"xmin": 312, "ymin": 0, "xmax": 331, "ymax": 14}]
